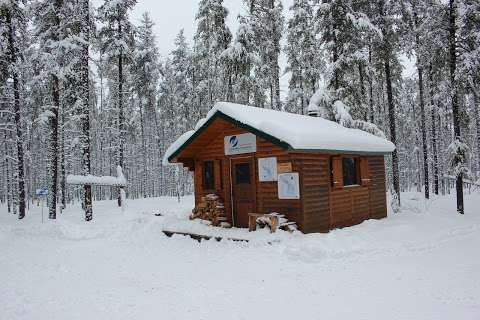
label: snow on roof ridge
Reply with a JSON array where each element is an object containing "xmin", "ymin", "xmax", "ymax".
[{"xmin": 163, "ymin": 102, "xmax": 395, "ymax": 165}]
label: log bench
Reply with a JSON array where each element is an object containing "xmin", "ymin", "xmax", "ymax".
[{"xmin": 248, "ymin": 213, "xmax": 279, "ymax": 233}]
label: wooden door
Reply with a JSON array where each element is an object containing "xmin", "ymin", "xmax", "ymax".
[{"xmin": 231, "ymin": 157, "xmax": 256, "ymax": 228}]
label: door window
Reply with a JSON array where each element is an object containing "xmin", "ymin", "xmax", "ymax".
[{"xmin": 235, "ymin": 163, "xmax": 251, "ymax": 184}]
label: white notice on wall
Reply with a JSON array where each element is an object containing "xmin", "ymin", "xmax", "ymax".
[
  {"xmin": 224, "ymin": 133, "xmax": 257, "ymax": 155},
  {"xmin": 258, "ymin": 157, "xmax": 277, "ymax": 181},
  {"xmin": 278, "ymin": 172, "xmax": 300, "ymax": 199}
]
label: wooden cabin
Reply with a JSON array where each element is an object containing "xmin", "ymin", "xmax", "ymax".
[{"xmin": 164, "ymin": 102, "xmax": 395, "ymax": 233}]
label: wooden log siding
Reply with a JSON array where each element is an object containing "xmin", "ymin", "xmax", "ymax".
[
  {"xmin": 186, "ymin": 117, "xmax": 388, "ymax": 232},
  {"xmin": 193, "ymin": 120, "xmax": 302, "ymax": 227},
  {"xmin": 294, "ymin": 154, "xmax": 331, "ymax": 233},
  {"xmin": 328, "ymin": 155, "xmax": 387, "ymax": 228},
  {"xmin": 367, "ymin": 156, "xmax": 388, "ymax": 220}
]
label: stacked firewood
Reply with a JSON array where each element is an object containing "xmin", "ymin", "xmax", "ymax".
[
  {"xmin": 190, "ymin": 194, "xmax": 230, "ymax": 227},
  {"xmin": 256, "ymin": 212, "xmax": 298, "ymax": 233}
]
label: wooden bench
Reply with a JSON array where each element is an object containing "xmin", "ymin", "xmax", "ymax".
[{"xmin": 248, "ymin": 213, "xmax": 279, "ymax": 233}]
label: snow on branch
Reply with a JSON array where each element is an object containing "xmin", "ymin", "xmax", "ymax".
[
  {"xmin": 308, "ymin": 85, "xmax": 386, "ymax": 139},
  {"xmin": 67, "ymin": 166, "xmax": 127, "ymax": 187},
  {"xmin": 446, "ymin": 139, "xmax": 471, "ymax": 178}
]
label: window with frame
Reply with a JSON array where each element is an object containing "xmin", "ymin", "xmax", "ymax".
[
  {"xmin": 235, "ymin": 163, "xmax": 251, "ymax": 184},
  {"xmin": 342, "ymin": 157, "xmax": 359, "ymax": 186},
  {"xmin": 202, "ymin": 160, "xmax": 215, "ymax": 190}
]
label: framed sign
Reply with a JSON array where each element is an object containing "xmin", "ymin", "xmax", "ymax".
[
  {"xmin": 224, "ymin": 133, "xmax": 257, "ymax": 155},
  {"xmin": 277, "ymin": 162, "xmax": 292, "ymax": 174},
  {"xmin": 258, "ymin": 157, "xmax": 277, "ymax": 181},
  {"xmin": 278, "ymin": 172, "xmax": 300, "ymax": 199}
]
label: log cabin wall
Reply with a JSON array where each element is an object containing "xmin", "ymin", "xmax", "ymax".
[
  {"xmin": 290, "ymin": 153, "xmax": 331, "ymax": 233},
  {"xmin": 193, "ymin": 120, "xmax": 303, "ymax": 227},
  {"xmin": 367, "ymin": 156, "xmax": 388, "ymax": 220},
  {"xmin": 189, "ymin": 117, "xmax": 388, "ymax": 232},
  {"xmin": 327, "ymin": 154, "xmax": 387, "ymax": 229}
]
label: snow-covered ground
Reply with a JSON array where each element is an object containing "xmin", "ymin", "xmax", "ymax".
[{"xmin": 1, "ymin": 192, "xmax": 479, "ymax": 320}]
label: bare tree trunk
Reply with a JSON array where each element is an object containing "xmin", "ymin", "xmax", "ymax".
[
  {"xmin": 385, "ymin": 58, "xmax": 400, "ymax": 206},
  {"xmin": 60, "ymin": 103, "xmax": 66, "ymax": 210},
  {"xmin": 412, "ymin": 3, "xmax": 429, "ymax": 199},
  {"xmin": 80, "ymin": 0, "xmax": 93, "ymax": 221},
  {"xmin": 359, "ymin": 62, "xmax": 367, "ymax": 121},
  {"xmin": 47, "ymin": 0, "xmax": 64, "ymax": 220},
  {"xmin": 117, "ymin": 17, "xmax": 125, "ymax": 207},
  {"xmin": 49, "ymin": 74, "xmax": 60, "ymax": 219},
  {"xmin": 449, "ymin": 0, "xmax": 464, "ymax": 214},
  {"xmin": 139, "ymin": 101, "xmax": 148, "ymax": 198},
  {"xmin": 270, "ymin": 0, "xmax": 281, "ymax": 110},
  {"xmin": 368, "ymin": 43, "xmax": 375, "ymax": 123},
  {"xmin": 429, "ymin": 66, "xmax": 439, "ymax": 194},
  {"xmin": 473, "ymin": 92, "xmax": 480, "ymax": 177},
  {"xmin": 418, "ymin": 66, "xmax": 429, "ymax": 199},
  {"xmin": 4, "ymin": 133, "xmax": 12, "ymax": 214},
  {"xmin": 5, "ymin": 7, "xmax": 26, "ymax": 219}
]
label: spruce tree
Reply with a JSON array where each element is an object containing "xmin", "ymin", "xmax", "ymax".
[
  {"xmin": 98, "ymin": 0, "xmax": 136, "ymax": 206},
  {"xmin": 0, "ymin": 0, "xmax": 27, "ymax": 219}
]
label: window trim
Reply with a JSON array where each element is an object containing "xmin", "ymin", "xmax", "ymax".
[
  {"xmin": 342, "ymin": 157, "xmax": 360, "ymax": 187},
  {"xmin": 331, "ymin": 155, "xmax": 363, "ymax": 189},
  {"xmin": 202, "ymin": 160, "xmax": 215, "ymax": 190}
]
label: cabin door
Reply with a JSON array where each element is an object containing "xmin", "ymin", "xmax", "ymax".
[{"xmin": 231, "ymin": 157, "xmax": 256, "ymax": 228}]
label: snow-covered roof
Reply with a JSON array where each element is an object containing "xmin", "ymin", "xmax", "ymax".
[{"xmin": 164, "ymin": 102, "xmax": 395, "ymax": 165}]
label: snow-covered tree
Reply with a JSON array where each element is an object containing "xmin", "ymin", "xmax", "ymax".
[
  {"xmin": 285, "ymin": 0, "xmax": 323, "ymax": 114},
  {"xmin": 192, "ymin": 0, "xmax": 232, "ymax": 115},
  {"xmin": 31, "ymin": 0, "xmax": 68, "ymax": 219},
  {"xmin": 98, "ymin": 0, "xmax": 136, "ymax": 206},
  {"xmin": 131, "ymin": 12, "xmax": 160, "ymax": 198},
  {"xmin": 248, "ymin": 0, "xmax": 284, "ymax": 109},
  {"xmin": 0, "ymin": 0, "xmax": 28, "ymax": 219},
  {"xmin": 222, "ymin": 16, "xmax": 257, "ymax": 105}
]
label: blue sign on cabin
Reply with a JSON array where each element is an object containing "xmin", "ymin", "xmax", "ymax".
[{"xmin": 36, "ymin": 188, "xmax": 48, "ymax": 196}]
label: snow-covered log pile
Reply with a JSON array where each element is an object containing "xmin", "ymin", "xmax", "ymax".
[
  {"xmin": 256, "ymin": 212, "xmax": 298, "ymax": 232},
  {"xmin": 190, "ymin": 194, "xmax": 229, "ymax": 227}
]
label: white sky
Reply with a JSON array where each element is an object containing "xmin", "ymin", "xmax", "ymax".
[
  {"xmin": 128, "ymin": 0, "xmax": 294, "ymax": 57},
  {"xmin": 93, "ymin": 0, "xmax": 413, "ymax": 93}
]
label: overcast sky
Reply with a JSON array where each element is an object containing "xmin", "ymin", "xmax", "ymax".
[
  {"xmin": 93, "ymin": 0, "xmax": 413, "ymax": 91},
  {"xmin": 127, "ymin": 0, "xmax": 294, "ymax": 57}
]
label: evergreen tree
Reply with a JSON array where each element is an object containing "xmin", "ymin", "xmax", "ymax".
[
  {"xmin": 31, "ymin": 0, "xmax": 67, "ymax": 219},
  {"xmin": 285, "ymin": 0, "xmax": 322, "ymax": 114},
  {"xmin": 248, "ymin": 0, "xmax": 284, "ymax": 109},
  {"xmin": 370, "ymin": 0, "xmax": 403, "ymax": 206},
  {"xmin": 131, "ymin": 12, "xmax": 160, "ymax": 198},
  {"xmin": 0, "ymin": 0, "xmax": 27, "ymax": 219},
  {"xmin": 78, "ymin": 0, "xmax": 92, "ymax": 220},
  {"xmin": 448, "ymin": 0, "xmax": 467, "ymax": 214},
  {"xmin": 222, "ymin": 16, "xmax": 257, "ymax": 105},
  {"xmin": 192, "ymin": 0, "xmax": 231, "ymax": 115},
  {"xmin": 98, "ymin": 0, "xmax": 136, "ymax": 206}
]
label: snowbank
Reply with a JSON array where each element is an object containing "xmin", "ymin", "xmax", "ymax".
[{"xmin": 1, "ymin": 192, "xmax": 480, "ymax": 319}]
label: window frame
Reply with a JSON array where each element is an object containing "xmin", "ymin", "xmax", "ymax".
[
  {"xmin": 331, "ymin": 155, "xmax": 363, "ymax": 189},
  {"xmin": 342, "ymin": 157, "xmax": 360, "ymax": 187},
  {"xmin": 202, "ymin": 160, "xmax": 215, "ymax": 190}
]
